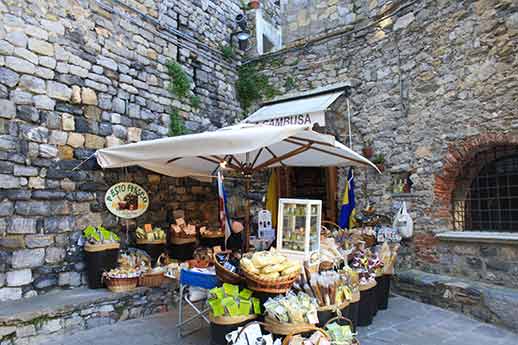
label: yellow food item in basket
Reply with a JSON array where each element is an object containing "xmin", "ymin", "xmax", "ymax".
[
  {"xmin": 251, "ymin": 251, "xmax": 286, "ymax": 268},
  {"xmin": 241, "ymin": 257, "xmax": 260, "ymax": 274},
  {"xmin": 281, "ymin": 262, "xmax": 301, "ymax": 276},
  {"xmin": 261, "ymin": 261, "xmax": 290, "ymax": 274}
]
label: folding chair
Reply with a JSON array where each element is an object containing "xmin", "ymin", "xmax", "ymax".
[{"xmin": 176, "ymin": 268, "xmax": 219, "ymax": 338}]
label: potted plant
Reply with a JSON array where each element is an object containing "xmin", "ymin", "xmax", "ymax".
[
  {"xmin": 83, "ymin": 225, "xmax": 120, "ymax": 289},
  {"xmin": 372, "ymin": 154, "xmax": 385, "ymax": 172},
  {"xmin": 248, "ymin": 0, "xmax": 260, "ymax": 9},
  {"xmin": 362, "ymin": 139, "xmax": 373, "ymax": 158}
]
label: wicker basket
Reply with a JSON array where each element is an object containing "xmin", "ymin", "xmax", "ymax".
[
  {"xmin": 136, "ymin": 239, "xmax": 166, "ymax": 245},
  {"xmin": 359, "ymin": 280, "xmax": 377, "ymax": 292},
  {"xmin": 214, "ymin": 252, "xmax": 244, "ymax": 285},
  {"xmin": 282, "ymin": 326, "xmax": 330, "ymax": 345},
  {"xmin": 264, "ymin": 316, "xmax": 316, "ymax": 336},
  {"xmin": 84, "ymin": 242, "xmax": 120, "ymax": 252},
  {"xmin": 323, "ymin": 316, "xmax": 360, "ymax": 345},
  {"xmin": 170, "ymin": 236, "xmax": 196, "ymax": 245},
  {"xmin": 103, "ymin": 275, "xmax": 138, "ymax": 293},
  {"xmin": 241, "ymin": 266, "xmax": 300, "ymax": 294},
  {"xmin": 208, "ymin": 313, "xmax": 257, "ymax": 325},
  {"xmin": 138, "ymin": 272, "xmax": 167, "ymax": 287}
]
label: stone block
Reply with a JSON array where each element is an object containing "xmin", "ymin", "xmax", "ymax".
[
  {"xmin": 12, "ymin": 248, "xmax": 45, "ymax": 268},
  {"xmin": 47, "ymin": 81, "xmax": 72, "ymax": 101},
  {"xmin": 62, "ymin": 113, "xmax": 75, "ymax": 131},
  {"xmin": 28, "ymin": 176, "xmax": 46, "ymax": 189},
  {"xmin": 39, "ymin": 144, "xmax": 58, "ymax": 158},
  {"xmin": 67, "ymin": 133, "xmax": 85, "ymax": 148},
  {"xmin": 39, "ymin": 56, "xmax": 57, "ymax": 69},
  {"xmin": 25, "ymin": 234, "xmax": 54, "ymax": 248},
  {"xmin": 0, "ymin": 200, "xmax": 13, "ymax": 216},
  {"xmin": 15, "ymin": 201, "xmax": 50, "ymax": 216},
  {"xmin": 81, "ymin": 87, "xmax": 97, "ymax": 105},
  {"xmin": 5, "ymin": 56, "xmax": 35, "ymax": 74},
  {"xmin": 19, "ymin": 75, "xmax": 46, "ymax": 94},
  {"xmin": 58, "ymin": 271, "xmax": 81, "ymax": 287},
  {"xmin": 6, "ymin": 269, "xmax": 32, "ymax": 286},
  {"xmin": 33, "ymin": 95, "xmax": 55, "ymax": 110},
  {"xmin": 0, "ymin": 99, "xmax": 16, "ymax": 119},
  {"xmin": 40, "ymin": 319, "xmax": 62, "ymax": 334},
  {"xmin": 13, "ymin": 165, "xmax": 39, "ymax": 177},
  {"xmin": 0, "ymin": 174, "xmax": 22, "ymax": 188},
  {"xmin": 84, "ymin": 105, "xmax": 101, "ymax": 120},
  {"xmin": 0, "ymin": 235, "xmax": 25, "ymax": 248},
  {"xmin": 48, "ymin": 130, "xmax": 68, "ymax": 145},
  {"xmin": 45, "ymin": 247, "xmax": 66, "ymax": 264},
  {"xmin": 16, "ymin": 325, "xmax": 36, "ymax": 338},
  {"xmin": 28, "ymin": 38, "xmax": 54, "ymax": 56},
  {"xmin": 14, "ymin": 47, "xmax": 39, "ymax": 64},
  {"xmin": 58, "ymin": 146, "xmax": 74, "ymax": 160},
  {"xmin": 0, "ymin": 40, "xmax": 14, "ymax": 55},
  {"xmin": 127, "ymin": 127, "xmax": 142, "ymax": 142},
  {"xmin": 71, "ymin": 85, "xmax": 81, "ymax": 104},
  {"xmin": 0, "ymin": 67, "xmax": 19, "ymax": 87},
  {"xmin": 0, "ymin": 287, "xmax": 21, "ymax": 301},
  {"xmin": 20, "ymin": 125, "xmax": 49, "ymax": 143},
  {"xmin": 8, "ymin": 217, "xmax": 36, "ymax": 234},
  {"xmin": 6, "ymin": 31, "xmax": 27, "ymax": 47},
  {"xmin": 106, "ymin": 135, "xmax": 122, "ymax": 147},
  {"xmin": 61, "ymin": 178, "xmax": 75, "ymax": 192}
]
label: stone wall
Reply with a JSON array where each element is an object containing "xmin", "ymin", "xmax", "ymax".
[
  {"xmin": 249, "ymin": 0, "xmax": 518, "ymax": 279},
  {"xmin": 0, "ymin": 0, "xmax": 242, "ymax": 301}
]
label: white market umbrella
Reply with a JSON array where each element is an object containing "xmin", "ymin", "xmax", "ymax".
[
  {"xmin": 95, "ymin": 124, "xmax": 379, "ymax": 249},
  {"xmin": 96, "ymin": 124, "xmax": 378, "ymax": 176}
]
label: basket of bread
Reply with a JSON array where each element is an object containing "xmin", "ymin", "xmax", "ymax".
[{"xmin": 240, "ymin": 251, "xmax": 301, "ymax": 293}]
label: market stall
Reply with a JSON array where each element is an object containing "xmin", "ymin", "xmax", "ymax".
[{"xmin": 84, "ymin": 123, "xmax": 405, "ymax": 345}]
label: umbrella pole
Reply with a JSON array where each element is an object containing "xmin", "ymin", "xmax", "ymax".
[{"xmin": 244, "ymin": 177, "xmax": 250, "ymax": 252}]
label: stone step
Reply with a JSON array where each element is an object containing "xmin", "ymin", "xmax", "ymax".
[
  {"xmin": 393, "ymin": 269, "xmax": 518, "ymax": 332},
  {"xmin": 0, "ymin": 286, "xmax": 173, "ymax": 345}
]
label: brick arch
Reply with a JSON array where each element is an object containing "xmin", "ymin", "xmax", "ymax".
[{"xmin": 434, "ymin": 132, "xmax": 518, "ymax": 211}]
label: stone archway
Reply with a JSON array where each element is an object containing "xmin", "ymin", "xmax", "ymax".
[{"xmin": 433, "ymin": 132, "xmax": 518, "ymax": 225}]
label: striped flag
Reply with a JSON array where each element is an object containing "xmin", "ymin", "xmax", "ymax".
[{"xmin": 217, "ymin": 171, "xmax": 232, "ymax": 247}]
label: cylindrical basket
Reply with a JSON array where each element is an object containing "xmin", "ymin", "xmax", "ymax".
[
  {"xmin": 138, "ymin": 272, "xmax": 167, "ymax": 288},
  {"xmin": 213, "ymin": 253, "xmax": 244, "ymax": 285},
  {"xmin": 241, "ymin": 267, "xmax": 300, "ymax": 294},
  {"xmin": 358, "ymin": 280, "xmax": 377, "ymax": 327},
  {"xmin": 323, "ymin": 316, "xmax": 360, "ymax": 345},
  {"xmin": 84, "ymin": 242, "xmax": 120, "ymax": 289},
  {"xmin": 104, "ymin": 276, "xmax": 138, "ymax": 293},
  {"xmin": 348, "ymin": 291, "xmax": 360, "ymax": 332},
  {"xmin": 209, "ymin": 313, "xmax": 257, "ymax": 345},
  {"xmin": 169, "ymin": 237, "xmax": 196, "ymax": 260},
  {"xmin": 282, "ymin": 326, "xmax": 330, "ymax": 345},
  {"xmin": 317, "ymin": 301, "xmax": 350, "ymax": 328},
  {"xmin": 376, "ymin": 274, "xmax": 391, "ymax": 310},
  {"xmin": 264, "ymin": 316, "xmax": 316, "ymax": 336}
]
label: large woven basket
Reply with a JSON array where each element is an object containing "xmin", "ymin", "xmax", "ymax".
[
  {"xmin": 138, "ymin": 272, "xmax": 167, "ymax": 287},
  {"xmin": 214, "ymin": 253, "xmax": 243, "ymax": 285},
  {"xmin": 241, "ymin": 266, "xmax": 300, "ymax": 294},
  {"xmin": 170, "ymin": 235, "xmax": 196, "ymax": 245},
  {"xmin": 323, "ymin": 316, "xmax": 360, "ymax": 345},
  {"xmin": 136, "ymin": 239, "xmax": 166, "ymax": 245},
  {"xmin": 264, "ymin": 316, "xmax": 316, "ymax": 336},
  {"xmin": 104, "ymin": 276, "xmax": 138, "ymax": 293},
  {"xmin": 282, "ymin": 326, "xmax": 330, "ymax": 345},
  {"xmin": 208, "ymin": 313, "xmax": 257, "ymax": 325}
]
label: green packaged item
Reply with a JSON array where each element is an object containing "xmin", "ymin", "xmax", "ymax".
[
  {"xmin": 239, "ymin": 288, "xmax": 253, "ymax": 300},
  {"xmin": 238, "ymin": 299, "xmax": 251, "ymax": 316},
  {"xmin": 209, "ymin": 287, "xmax": 224, "ymax": 300},
  {"xmin": 225, "ymin": 299, "xmax": 239, "ymax": 317},
  {"xmin": 223, "ymin": 283, "xmax": 239, "ymax": 297},
  {"xmin": 252, "ymin": 297, "xmax": 261, "ymax": 315},
  {"xmin": 208, "ymin": 299, "xmax": 225, "ymax": 317}
]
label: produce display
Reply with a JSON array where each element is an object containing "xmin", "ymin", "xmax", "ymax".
[
  {"xmin": 215, "ymin": 251, "xmax": 241, "ymax": 274},
  {"xmin": 207, "ymin": 283, "xmax": 261, "ymax": 317},
  {"xmin": 379, "ymin": 242, "xmax": 399, "ymax": 274},
  {"xmin": 103, "ymin": 267, "xmax": 140, "ymax": 279},
  {"xmin": 83, "ymin": 225, "xmax": 119, "ymax": 244},
  {"xmin": 350, "ymin": 249, "xmax": 383, "ymax": 284},
  {"xmin": 325, "ymin": 321, "xmax": 355, "ymax": 345},
  {"xmin": 171, "ymin": 217, "xmax": 196, "ymax": 238},
  {"xmin": 118, "ymin": 248, "xmax": 152, "ymax": 272},
  {"xmin": 136, "ymin": 225, "xmax": 166, "ymax": 241},
  {"xmin": 240, "ymin": 251, "xmax": 301, "ymax": 280},
  {"xmin": 200, "ymin": 226, "xmax": 224, "ymax": 238},
  {"xmin": 286, "ymin": 330, "xmax": 330, "ymax": 345},
  {"xmin": 263, "ymin": 292, "xmax": 319, "ymax": 324}
]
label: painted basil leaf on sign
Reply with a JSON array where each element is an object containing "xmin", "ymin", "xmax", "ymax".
[{"xmin": 105, "ymin": 182, "xmax": 149, "ymax": 219}]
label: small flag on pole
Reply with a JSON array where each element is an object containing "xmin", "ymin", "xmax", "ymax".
[
  {"xmin": 217, "ymin": 171, "xmax": 232, "ymax": 247},
  {"xmin": 339, "ymin": 167, "xmax": 356, "ymax": 229}
]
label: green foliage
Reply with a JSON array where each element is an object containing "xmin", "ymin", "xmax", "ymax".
[
  {"xmin": 372, "ymin": 153, "xmax": 385, "ymax": 164},
  {"xmin": 166, "ymin": 60, "xmax": 191, "ymax": 99},
  {"xmin": 169, "ymin": 108, "xmax": 187, "ymax": 136},
  {"xmin": 190, "ymin": 95, "xmax": 201, "ymax": 109},
  {"xmin": 284, "ymin": 76, "xmax": 296, "ymax": 90},
  {"xmin": 236, "ymin": 64, "xmax": 279, "ymax": 111},
  {"xmin": 220, "ymin": 44, "xmax": 235, "ymax": 61}
]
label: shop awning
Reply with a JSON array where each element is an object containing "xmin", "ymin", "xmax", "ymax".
[
  {"xmin": 95, "ymin": 124, "xmax": 379, "ymax": 179},
  {"xmin": 242, "ymin": 91, "xmax": 343, "ymax": 127}
]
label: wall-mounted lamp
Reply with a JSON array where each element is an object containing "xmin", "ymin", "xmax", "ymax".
[{"xmin": 231, "ymin": 13, "xmax": 250, "ymax": 51}]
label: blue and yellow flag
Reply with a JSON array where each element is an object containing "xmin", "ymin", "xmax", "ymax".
[{"xmin": 338, "ymin": 168, "xmax": 356, "ymax": 229}]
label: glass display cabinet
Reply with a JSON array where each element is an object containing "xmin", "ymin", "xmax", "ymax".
[{"xmin": 276, "ymin": 198, "xmax": 322, "ymax": 261}]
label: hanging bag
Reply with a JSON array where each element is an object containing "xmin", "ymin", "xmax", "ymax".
[{"xmin": 393, "ymin": 202, "xmax": 413, "ymax": 239}]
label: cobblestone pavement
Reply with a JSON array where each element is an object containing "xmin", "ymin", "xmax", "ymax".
[{"xmin": 40, "ymin": 296, "xmax": 516, "ymax": 345}]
